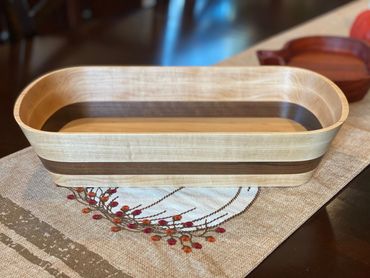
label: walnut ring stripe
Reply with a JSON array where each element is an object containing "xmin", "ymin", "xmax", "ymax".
[
  {"xmin": 41, "ymin": 101, "xmax": 323, "ymax": 132},
  {"xmin": 39, "ymin": 156, "xmax": 323, "ymax": 175}
]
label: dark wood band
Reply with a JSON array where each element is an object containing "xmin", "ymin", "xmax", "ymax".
[
  {"xmin": 41, "ymin": 101, "xmax": 323, "ymax": 131},
  {"xmin": 38, "ymin": 156, "xmax": 323, "ymax": 175}
]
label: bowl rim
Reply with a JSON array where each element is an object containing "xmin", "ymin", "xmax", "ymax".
[{"xmin": 14, "ymin": 66, "xmax": 349, "ymax": 137}]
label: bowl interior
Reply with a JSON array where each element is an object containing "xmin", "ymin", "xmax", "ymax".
[{"xmin": 15, "ymin": 66, "xmax": 348, "ymax": 135}]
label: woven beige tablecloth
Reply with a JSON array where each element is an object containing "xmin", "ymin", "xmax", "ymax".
[{"xmin": 1, "ymin": 1, "xmax": 369, "ymax": 277}]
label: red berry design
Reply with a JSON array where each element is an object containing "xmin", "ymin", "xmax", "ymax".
[
  {"xmin": 87, "ymin": 192, "xmax": 96, "ymax": 197},
  {"xmin": 172, "ymin": 215, "xmax": 182, "ymax": 221},
  {"xmin": 165, "ymin": 229, "xmax": 175, "ymax": 236},
  {"xmin": 192, "ymin": 242, "xmax": 202, "ymax": 249},
  {"xmin": 215, "ymin": 227, "xmax": 226, "ymax": 233},
  {"xmin": 67, "ymin": 186, "xmax": 224, "ymax": 252},
  {"xmin": 151, "ymin": 235, "xmax": 161, "ymax": 241},
  {"xmin": 142, "ymin": 219, "xmax": 151, "ymax": 225},
  {"xmin": 88, "ymin": 199, "xmax": 97, "ymax": 205},
  {"xmin": 67, "ymin": 194, "xmax": 75, "ymax": 200},
  {"xmin": 167, "ymin": 238, "xmax": 177, "ymax": 246},
  {"xmin": 182, "ymin": 246, "xmax": 192, "ymax": 253},
  {"xmin": 127, "ymin": 223, "xmax": 137, "ymax": 229},
  {"xmin": 107, "ymin": 188, "xmax": 117, "ymax": 194},
  {"xmin": 81, "ymin": 207, "xmax": 91, "ymax": 214},
  {"xmin": 92, "ymin": 214, "xmax": 102, "ymax": 220},
  {"xmin": 111, "ymin": 226, "xmax": 121, "ymax": 232},
  {"xmin": 110, "ymin": 201, "xmax": 119, "ymax": 207},
  {"xmin": 180, "ymin": 235, "xmax": 190, "ymax": 242},
  {"xmin": 120, "ymin": 205, "xmax": 130, "ymax": 212},
  {"xmin": 143, "ymin": 227, "xmax": 152, "ymax": 234},
  {"xmin": 132, "ymin": 209, "xmax": 142, "ymax": 216},
  {"xmin": 158, "ymin": 220, "xmax": 168, "ymax": 226},
  {"xmin": 183, "ymin": 221, "xmax": 193, "ymax": 228},
  {"xmin": 112, "ymin": 217, "xmax": 122, "ymax": 224},
  {"xmin": 100, "ymin": 196, "xmax": 109, "ymax": 202}
]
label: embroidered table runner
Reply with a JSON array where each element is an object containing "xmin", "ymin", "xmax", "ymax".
[{"xmin": 1, "ymin": 1, "xmax": 369, "ymax": 277}]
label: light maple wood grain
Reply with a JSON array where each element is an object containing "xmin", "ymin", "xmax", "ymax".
[
  {"xmin": 49, "ymin": 171, "xmax": 316, "ymax": 188},
  {"xmin": 59, "ymin": 117, "xmax": 306, "ymax": 133},
  {"xmin": 13, "ymin": 66, "xmax": 348, "ymax": 187}
]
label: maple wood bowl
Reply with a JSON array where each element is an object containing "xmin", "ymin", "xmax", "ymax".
[
  {"xmin": 14, "ymin": 66, "xmax": 348, "ymax": 187},
  {"xmin": 257, "ymin": 36, "xmax": 370, "ymax": 102}
]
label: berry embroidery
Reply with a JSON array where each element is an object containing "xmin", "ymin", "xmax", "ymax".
[{"xmin": 66, "ymin": 187, "xmax": 227, "ymax": 253}]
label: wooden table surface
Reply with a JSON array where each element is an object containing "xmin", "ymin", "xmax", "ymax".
[{"xmin": 0, "ymin": 0, "xmax": 369, "ymax": 277}]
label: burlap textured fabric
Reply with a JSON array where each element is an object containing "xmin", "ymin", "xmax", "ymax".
[{"xmin": 1, "ymin": 1, "xmax": 369, "ymax": 277}]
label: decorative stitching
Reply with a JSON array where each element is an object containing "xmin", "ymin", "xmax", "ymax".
[{"xmin": 63, "ymin": 186, "xmax": 259, "ymax": 253}]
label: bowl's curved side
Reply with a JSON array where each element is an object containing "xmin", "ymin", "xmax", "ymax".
[{"xmin": 14, "ymin": 66, "xmax": 348, "ymax": 187}]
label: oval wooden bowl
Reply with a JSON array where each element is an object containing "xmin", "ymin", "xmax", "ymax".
[
  {"xmin": 14, "ymin": 66, "xmax": 348, "ymax": 187},
  {"xmin": 257, "ymin": 36, "xmax": 370, "ymax": 102}
]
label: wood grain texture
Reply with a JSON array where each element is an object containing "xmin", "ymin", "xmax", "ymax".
[
  {"xmin": 13, "ymin": 66, "xmax": 348, "ymax": 187},
  {"xmin": 257, "ymin": 36, "xmax": 370, "ymax": 102},
  {"xmin": 41, "ymin": 101, "xmax": 322, "ymax": 132},
  {"xmin": 59, "ymin": 117, "xmax": 307, "ymax": 133},
  {"xmin": 49, "ymin": 171, "xmax": 317, "ymax": 187},
  {"xmin": 39, "ymin": 156, "xmax": 322, "ymax": 175},
  {"xmin": 1, "ymin": 0, "xmax": 367, "ymax": 276}
]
